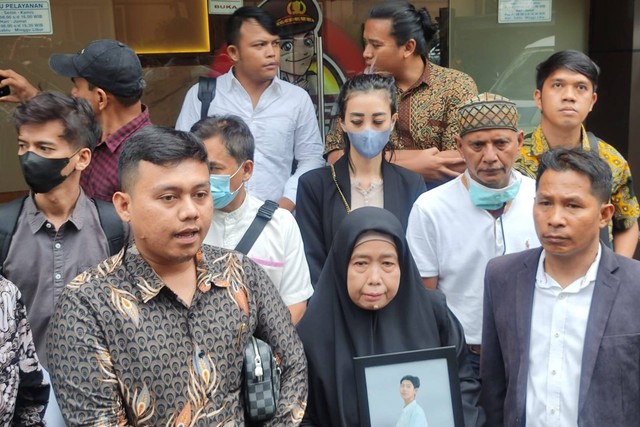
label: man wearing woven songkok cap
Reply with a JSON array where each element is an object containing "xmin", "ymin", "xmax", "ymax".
[{"xmin": 407, "ymin": 93, "xmax": 540, "ymax": 378}]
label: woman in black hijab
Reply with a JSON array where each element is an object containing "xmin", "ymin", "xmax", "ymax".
[{"xmin": 297, "ymin": 207, "xmax": 484, "ymax": 426}]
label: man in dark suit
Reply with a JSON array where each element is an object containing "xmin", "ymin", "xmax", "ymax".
[{"xmin": 481, "ymin": 147, "xmax": 640, "ymax": 426}]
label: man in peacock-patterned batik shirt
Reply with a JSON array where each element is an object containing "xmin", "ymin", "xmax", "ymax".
[{"xmin": 46, "ymin": 126, "xmax": 307, "ymax": 426}]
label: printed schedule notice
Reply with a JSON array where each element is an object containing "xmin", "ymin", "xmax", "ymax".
[{"xmin": 0, "ymin": 1, "xmax": 53, "ymax": 36}]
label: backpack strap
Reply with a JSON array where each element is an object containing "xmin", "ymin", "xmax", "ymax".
[
  {"xmin": 586, "ymin": 131, "xmax": 613, "ymax": 248},
  {"xmin": 92, "ymin": 199, "xmax": 127, "ymax": 256},
  {"xmin": 197, "ymin": 76, "xmax": 217, "ymax": 121},
  {"xmin": 586, "ymin": 131, "xmax": 599, "ymax": 155},
  {"xmin": 0, "ymin": 195, "xmax": 28, "ymax": 275},
  {"xmin": 234, "ymin": 200, "xmax": 279, "ymax": 255},
  {"xmin": 0, "ymin": 196, "xmax": 125, "ymax": 275}
]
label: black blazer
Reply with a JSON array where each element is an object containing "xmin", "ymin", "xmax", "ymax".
[{"xmin": 296, "ymin": 156, "xmax": 426, "ymax": 285}]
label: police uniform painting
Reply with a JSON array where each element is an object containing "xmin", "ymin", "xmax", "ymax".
[{"xmin": 261, "ymin": 0, "xmax": 339, "ymax": 92}]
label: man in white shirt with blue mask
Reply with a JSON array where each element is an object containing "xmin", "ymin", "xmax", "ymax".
[
  {"xmin": 406, "ymin": 93, "xmax": 540, "ymax": 378},
  {"xmin": 192, "ymin": 115, "xmax": 313, "ymax": 324},
  {"xmin": 176, "ymin": 6, "xmax": 324, "ymax": 212}
]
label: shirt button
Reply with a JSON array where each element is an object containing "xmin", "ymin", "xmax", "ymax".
[
  {"xmin": 551, "ymin": 370, "xmax": 557, "ymax": 375},
  {"xmin": 554, "ymin": 332, "xmax": 560, "ymax": 338},
  {"xmin": 45, "ymin": 222, "xmax": 52, "ymax": 228},
  {"xmin": 54, "ymin": 243, "xmax": 62, "ymax": 249},
  {"xmin": 550, "ymin": 409, "xmax": 556, "ymax": 414},
  {"xmin": 559, "ymin": 294, "xmax": 566, "ymax": 300},
  {"xmin": 188, "ymin": 312, "xmax": 196, "ymax": 320},
  {"xmin": 55, "ymin": 273, "xmax": 62, "ymax": 280}
]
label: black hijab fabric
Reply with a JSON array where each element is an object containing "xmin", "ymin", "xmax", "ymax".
[{"xmin": 297, "ymin": 207, "xmax": 483, "ymax": 426}]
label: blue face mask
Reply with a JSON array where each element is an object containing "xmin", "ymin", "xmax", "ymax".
[
  {"xmin": 347, "ymin": 127, "xmax": 392, "ymax": 159},
  {"xmin": 209, "ymin": 163, "xmax": 244, "ymax": 209},
  {"xmin": 467, "ymin": 170, "xmax": 521, "ymax": 210}
]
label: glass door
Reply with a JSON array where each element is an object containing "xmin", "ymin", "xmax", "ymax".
[{"xmin": 448, "ymin": 0, "xmax": 589, "ymax": 132}]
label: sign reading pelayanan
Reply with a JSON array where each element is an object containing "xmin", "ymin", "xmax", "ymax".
[{"xmin": 0, "ymin": 0, "xmax": 52, "ymax": 36}]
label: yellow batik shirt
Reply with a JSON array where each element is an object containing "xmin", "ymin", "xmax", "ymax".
[{"xmin": 515, "ymin": 125, "xmax": 639, "ymax": 231}]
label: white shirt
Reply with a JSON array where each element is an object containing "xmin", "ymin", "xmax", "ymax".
[
  {"xmin": 175, "ymin": 71, "xmax": 325, "ymax": 202},
  {"xmin": 406, "ymin": 171, "xmax": 539, "ymax": 344},
  {"xmin": 525, "ymin": 245, "xmax": 601, "ymax": 427},
  {"xmin": 396, "ymin": 400, "xmax": 429, "ymax": 427},
  {"xmin": 203, "ymin": 194, "xmax": 313, "ymax": 306}
]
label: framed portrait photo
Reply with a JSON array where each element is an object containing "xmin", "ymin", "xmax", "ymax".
[{"xmin": 353, "ymin": 346, "xmax": 464, "ymax": 427}]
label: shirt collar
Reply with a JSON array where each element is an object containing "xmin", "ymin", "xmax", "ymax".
[
  {"xmin": 403, "ymin": 60, "xmax": 431, "ymax": 95},
  {"xmin": 229, "ymin": 67, "xmax": 282, "ymax": 97},
  {"xmin": 25, "ymin": 188, "xmax": 91, "ymax": 234},
  {"xmin": 403, "ymin": 400, "xmax": 418, "ymax": 411},
  {"xmin": 527, "ymin": 124, "xmax": 590, "ymax": 157},
  {"xmin": 535, "ymin": 243, "xmax": 602, "ymax": 291},
  {"xmin": 99, "ymin": 105, "xmax": 151, "ymax": 153},
  {"xmin": 126, "ymin": 244, "xmax": 215, "ymax": 304},
  {"xmin": 213, "ymin": 192, "xmax": 250, "ymax": 225}
]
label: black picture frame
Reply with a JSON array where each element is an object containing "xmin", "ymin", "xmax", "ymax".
[{"xmin": 354, "ymin": 346, "xmax": 464, "ymax": 427}]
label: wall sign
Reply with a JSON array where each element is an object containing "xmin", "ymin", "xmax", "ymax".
[
  {"xmin": 209, "ymin": 0, "xmax": 243, "ymax": 15},
  {"xmin": 0, "ymin": 1, "xmax": 52, "ymax": 35},
  {"xmin": 498, "ymin": 0, "xmax": 552, "ymax": 23}
]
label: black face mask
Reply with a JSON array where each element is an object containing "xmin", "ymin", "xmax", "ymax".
[{"xmin": 19, "ymin": 150, "xmax": 79, "ymax": 194}]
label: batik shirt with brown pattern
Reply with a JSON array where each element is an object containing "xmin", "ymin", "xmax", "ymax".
[
  {"xmin": 324, "ymin": 61, "xmax": 478, "ymax": 154},
  {"xmin": 47, "ymin": 244, "xmax": 307, "ymax": 426}
]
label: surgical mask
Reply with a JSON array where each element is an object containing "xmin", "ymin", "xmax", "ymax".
[
  {"xmin": 19, "ymin": 150, "xmax": 80, "ymax": 194},
  {"xmin": 209, "ymin": 163, "xmax": 244, "ymax": 209},
  {"xmin": 347, "ymin": 127, "xmax": 392, "ymax": 159},
  {"xmin": 467, "ymin": 170, "xmax": 521, "ymax": 210}
]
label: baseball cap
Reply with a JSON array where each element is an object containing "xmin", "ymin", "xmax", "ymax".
[{"xmin": 49, "ymin": 39, "xmax": 145, "ymax": 98}]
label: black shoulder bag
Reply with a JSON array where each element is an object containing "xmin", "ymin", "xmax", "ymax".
[{"xmin": 236, "ymin": 199, "xmax": 281, "ymax": 422}]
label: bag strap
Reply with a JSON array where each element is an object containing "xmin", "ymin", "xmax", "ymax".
[
  {"xmin": 0, "ymin": 195, "xmax": 27, "ymax": 275},
  {"xmin": 585, "ymin": 131, "xmax": 612, "ymax": 248},
  {"xmin": 0, "ymin": 196, "xmax": 125, "ymax": 275},
  {"xmin": 197, "ymin": 76, "xmax": 217, "ymax": 120},
  {"xmin": 330, "ymin": 164, "xmax": 350, "ymax": 213},
  {"xmin": 235, "ymin": 200, "xmax": 279, "ymax": 255},
  {"xmin": 586, "ymin": 131, "xmax": 599, "ymax": 155},
  {"xmin": 92, "ymin": 199, "xmax": 127, "ymax": 256}
]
